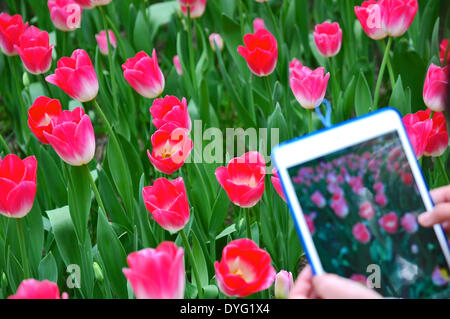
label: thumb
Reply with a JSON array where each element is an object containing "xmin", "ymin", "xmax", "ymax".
[{"xmin": 313, "ymin": 274, "xmax": 382, "ymax": 299}]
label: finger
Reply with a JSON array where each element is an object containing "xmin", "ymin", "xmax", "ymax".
[
  {"xmin": 313, "ymin": 274, "xmax": 382, "ymax": 299},
  {"xmin": 418, "ymin": 203, "xmax": 450, "ymax": 227},
  {"xmin": 430, "ymin": 185, "xmax": 450, "ymax": 204},
  {"xmin": 289, "ymin": 265, "xmax": 314, "ymax": 299},
  {"xmin": 442, "ymin": 221, "xmax": 450, "ymax": 233}
]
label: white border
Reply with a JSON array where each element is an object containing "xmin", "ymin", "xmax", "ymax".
[{"xmin": 272, "ymin": 108, "xmax": 450, "ymax": 276}]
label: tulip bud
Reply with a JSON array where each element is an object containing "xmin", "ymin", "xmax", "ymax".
[
  {"xmin": 93, "ymin": 262, "xmax": 104, "ymax": 281},
  {"xmin": 181, "ymin": 0, "xmax": 207, "ymax": 19},
  {"xmin": 22, "ymin": 72, "xmax": 30, "ymax": 87},
  {"xmin": 274, "ymin": 270, "xmax": 293, "ymax": 299},
  {"xmin": 314, "ymin": 21, "xmax": 342, "ymax": 58},
  {"xmin": 209, "ymin": 33, "xmax": 223, "ymax": 52}
]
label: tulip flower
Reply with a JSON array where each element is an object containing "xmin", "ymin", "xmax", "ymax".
[
  {"xmin": 271, "ymin": 168, "xmax": 286, "ymax": 202},
  {"xmin": 237, "ymin": 28, "xmax": 278, "ymax": 77},
  {"xmin": 209, "ymin": 33, "xmax": 223, "ymax": 52},
  {"xmin": 215, "ymin": 151, "xmax": 266, "ymax": 208},
  {"xmin": 423, "ymin": 64, "xmax": 448, "ymax": 112},
  {"xmin": 173, "ymin": 55, "xmax": 183, "ymax": 75},
  {"xmin": 305, "ymin": 213, "xmax": 316, "ymax": 235},
  {"xmin": 142, "ymin": 177, "xmax": 190, "ymax": 233},
  {"xmin": 375, "ymin": 191, "xmax": 388, "ymax": 207},
  {"xmin": 352, "ymin": 222, "xmax": 371, "ymax": 244},
  {"xmin": 440, "ymin": 39, "xmax": 449, "ymax": 65},
  {"xmin": 403, "ymin": 109, "xmax": 448, "ymax": 158},
  {"xmin": 95, "ymin": 30, "xmax": 116, "ymax": 55},
  {"xmin": 359, "ymin": 201, "xmax": 375, "ymax": 220},
  {"xmin": 48, "ymin": 0, "xmax": 82, "ymax": 32},
  {"xmin": 0, "ymin": 154, "xmax": 37, "ymax": 218},
  {"xmin": 46, "ymin": 49, "xmax": 99, "ymax": 102},
  {"xmin": 431, "ymin": 267, "xmax": 450, "ymax": 286},
  {"xmin": 373, "ymin": 181, "xmax": 385, "ymax": 193},
  {"xmin": 379, "ymin": 212, "xmax": 399, "ymax": 234},
  {"xmin": 274, "ymin": 270, "xmax": 293, "ymax": 299},
  {"xmin": 73, "ymin": 0, "xmax": 111, "ymax": 8},
  {"xmin": 313, "ymin": 21, "xmax": 342, "ymax": 58},
  {"xmin": 122, "ymin": 50, "xmax": 165, "ymax": 99},
  {"xmin": 181, "ymin": 0, "xmax": 207, "ymax": 18},
  {"xmin": 401, "ymin": 213, "xmax": 418, "ymax": 233},
  {"xmin": 27, "ymin": 96, "xmax": 62, "ymax": 144},
  {"xmin": 150, "ymin": 95, "xmax": 191, "ymax": 131},
  {"xmin": 310, "ymin": 190, "xmax": 326, "ymax": 208},
  {"xmin": 14, "ymin": 26, "xmax": 54, "ymax": 75},
  {"xmin": 44, "ymin": 107, "xmax": 96, "ymax": 166},
  {"xmin": 0, "ymin": 13, "xmax": 28, "ymax": 56},
  {"xmin": 331, "ymin": 194, "xmax": 349, "ymax": 219},
  {"xmin": 215, "ymin": 239, "xmax": 276, "ymax": 297},
  {"xmin": 8, "ymin": 279, "xmax": 68, "ymax": 299},
  {"xmin": 350, "ymin": 274, "xmax": 368, "ymax": 285},
  {"xmin": 148, "ymin": 123, "xmax": 193, "ymax": 175},
  {"xmin": 289, "ymin": 59, "xmax": 330, "ymax": 109},
  {"xmin": 177, "ymin": 0, "xmax": 199, "ymax": 6},
  {"xmin": 123, "ymin": 242, "xmax": 185, "ymax": 299},
  {"xmin": 253, "ymin": 18, "xmax": 266, "ymax": 32}
]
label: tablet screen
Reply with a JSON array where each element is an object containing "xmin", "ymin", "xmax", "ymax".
[{"xmin": 287, "ymin": 130, "xmax": 450, "ymax": 298}]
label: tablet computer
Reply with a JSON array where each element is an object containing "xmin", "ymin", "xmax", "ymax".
[{"xmin": 272, "ymin": 108, "xmax": 450, "ymax": 298}]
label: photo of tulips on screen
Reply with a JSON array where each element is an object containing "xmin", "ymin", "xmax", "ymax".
[{"xmin": 288, "ymin": 132, "xmax": 450, "ymax": 298}]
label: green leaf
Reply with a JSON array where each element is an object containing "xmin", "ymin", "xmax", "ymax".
[
  {"xmin": 38, "ymin": 252, "xmax": 58, "ymax": 283},
  {"xmin": 389, "ymin": 76, "xmax": 411, "ymax": 116},
  {"xmin": 96, "ymin": 210, "xmax": 128, "ymax": 299},
  {"xmin": 209, "ymin": 189, "xmax": 231, "ymax": 236},
  {"xmin": 38, "ymin": 147, "xmax": 67, "ymax": 206},
  {"xmin": 268, "ymin": 103, "xmax": 289, "ymax": 144},
  {"xmin": 192, "ymin": 232, "xmax": 209, "ymax": 288},
  {"xmin": 355, "ymin": 72, "xmax": 373, "ymax": 116},
  {"xmin": 68, "ymin": 165, "xmax": 91, "ymax": 243}
]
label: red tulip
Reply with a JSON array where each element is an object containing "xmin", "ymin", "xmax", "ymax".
[
  {"xmin": 310, "ymin": 190, "xmax": 326, "ymax": 208},
  {"xmin": 271, "ymin": 168, "xmax": 286, "ymax": 202},
  {"xmin": 150, "ymin": 95, "xmax": 191, "ymax": 131},
  {"xmin": 403, "ymin": 109, "xmax": 448, "ymax": 158},
  {"xmin": 440, "ymin": 40, "xmax": 449, "ymax": 65},
  {"xmin": 0, "ymin": 154, "xmax": 37, "ymax": 218},
  {"xmin": 73, "ymin": 0, "xmax": 111, "ymax": 8},
  {"xmin": 122, "ymin": 50, "xmax": 165, "ymax": 99},
  {"xmin": 27, "ymin": 96, "xmax": 62, "ymax": 144},
  {"xmin": 209, "ymin": 33, "xmax": 224, "ymax": 52},
  {"xmin": 173, "ymin": 55, "xmax": 183, "ymax": 75},
  {"xmin": 237, "ymin": 28, "xmax": 278, "ymax": 77},
  {"xmin": 352, "ymin": 222, "xmax": 371, "ymax": 244},
  {"xmin": 215, "ymin": 151, "xmax": 266, "ymax": 208},
  {"xmin": 0, "ymin": 13, "xmax": 28, "ymax": 56},
  {"xmin": 289, "ymin": 59, "xmax": 330, "ymax": 109},
  {"xmin": 123, "ymin": 242, "xmax": 185, "ymax": 299},
  {"xmin": 44, "ymin": 107, "xmax": 96, "ymax": 166},
  {"xmin": 46, "ymin": 49, "xmax": 99, "ymax": 102},
  {"xmin": 379, "ymin": 212, "xmax": 399, "ymax": 234},
  {"xmin": 142, "ymin": 177, "xmax": 190, "ymax": 233},
  {"xmin": 313, "ymin": 21, "xmax": 342, "ymax": 58},
  {"xmin": 48, "ymin": 0, "xmax": 82, "ymax": 32},
  {"xmin": 95, "ymin": 30, "xmax": 117, "ymax": 55},
  {"xmin": 359, "ymin": 201, "xmax": 375, "ymax": 220},
  {"xmin": 8, "ymin": 279, "xmax": 67, "ymax": 299},
  {"xmin": 214, "ymin": 239, "xmax": 276, "ymax": 297},
  {"xmin": 147, "ymin": 123, "xmax": 193, "ymax": 175},
  {"xmin": 423, "ymin": 64, "xmax": 448, "ymax": 112},
  {"xmin": 401, "ymin": 213, "xmax": 418, "ymax": 233},
  {"xmin": 181, "ymin": 0, "xmax": 207, "ymax": 18},
  {"xmin": 177, "ymin": 0, "xmax": 199, "ymax": 7},
  {"xmin": 14, "ymin": 26, "xmax": 54, "ymax": 75}
]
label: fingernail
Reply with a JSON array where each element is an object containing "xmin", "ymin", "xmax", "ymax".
[{"xmin": 418, "ymin": 213, "xmax": 431, "ymax": 226}]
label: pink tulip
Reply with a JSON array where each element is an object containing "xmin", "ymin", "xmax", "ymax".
[
  {"xmin": 215, "ymin": 152, "xmax": 266, "ymax": 208},
  {"xmin": 181, "ymin": 0, "xmax": 207, "ymax": 18},
  {"xmin": 350, "ymin": 274, "xmax": 368, "ymax": 285},
  {"xmin": 0, "ymin": 13, "xmax": 28, "ymax": 56},
  {"xmin": 8, "ymin": 279, "xmax": 68, "ymax": 299},
  {"xmin": 354, "ymin": 1, "xmax": 388, "ymax": 40},
  {"xmin": 271, "ymin": 168, "xmax": 286, "ymax": 202},
  {"xmin": 142, "ymin": 177, "xmax": 190, "ymax": 233},
  {"xmin": 95, "ymin": 30, "xmax": 117, "ymax": 55},
  {"xmin": 253, "ymin": 18, "xmax": 266, "ymax": 32},
  {"xmin": 15, "ymin": 26, "xmax": 54, "ymax": 75},
  {"xmin": 46, "ymin": 49, "xmax": 99, "ymax": 102},
  {"xmin": 423, "ymin": 64, "xmax": 448, "ymax": 112},
  {"xmin": 274, "ymin": 270, "xmax": 294, "ymax": 299},
  {"xmin": 48, "ymin": 0, "xmax": 82, "ymax": 32},
  {"xmin": 177, "ymin": 0, "xmax": 199, "ymax": 6},
  {"xmin": 373, "ymin": 181, "xmax": 385, "ymax": 193},
  {"xmin": 123, "ymin": 242, "xmax": 185, "ymax": 299},
  {"xmin": 209, "ymin": 33, "xmax": 223, "ymax": 52},
  {"xmin": 44, "ymin": 107, "xmax": 96, "ymax": 166},
  {"xmin": 173, "ymin": 55, "xmax": 183, "ymax": 75},
  {"xmin": 310, "ymin": 190, "xmax": 326, "ymax": 208},
  {"xmin": 359, "ymin": 201, "xmax": 375, "ymax": 220},
  {"xmin": 289, "ymin": 59, "xmax": 330, "ymax": 109},
  {"xmin": 313, "ymin": 21, "xmax": 342, "ymax": 58},
  {"xmin": 379, "ymin": 212, "xmax": 399, "ymax": 234},
  {"xmin": 122, "ymin": 50, "xmax": 165, "ymax": 99},
  {"xmin": 440, "ymin": 39, "xmax": 449, "ymax": 65},
  {"xmin": 150, "ymin": 95, "xmax": 191, "ymax": 131},
  {"xmin": 305, "ymin": 213, "xmax": 316, "ymax": 235},
  {"xmin": 352, "ymin": 222, "xmax": 371, "ymax": 244},
  {"xmin": 0, "ymin": 154, "xmax": 37, "ymax": 218},
  {"xmin": 401, "ymin": 213, "xmax": 418, "ymax": 233},
  {"xmin": 331, "ymin": 194, "xmax": 349, "ymax": 219},
  {"xmin": 73, "ymin": 0, "xmax": 111, "ymax": 8},
  {"xmin": 375, "ymin": 192, "xmax": 388, "ymax": 207}
]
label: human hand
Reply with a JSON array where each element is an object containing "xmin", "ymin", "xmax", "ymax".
[
  {"xmin": 289, "ymin": 265, "xmax": 382, "ymax": 299},
  {"xmin": 418, "ymin": 185, "xmax": 450, "ymax": 232}
]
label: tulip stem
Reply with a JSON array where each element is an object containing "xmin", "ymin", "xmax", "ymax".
[
  {"xmin": 381, "ymin": 39, "xmax": 396, "ymax": 87},
  {"xmin": 180, "ymin": 229, "xmax": 204, "ymax": 299},
  {"xmin": 436, "ymin": 156, "xmax": 450, "ymax": 185},
  {"xmin": 308, "ymin": 110, "xmax": 313, "ymax": 133},
  {"xmin": 374, "ymin": 37, "xmax": 393, "ymax": 109},
  {"xmin": 16, "ymin": 219, "xmax": 30, "ymax": 279},
  {"xmin": 245, "ymin": 209, "xmax": 252, "ymax": 240},
  {"xmin": 10, "ymin": 57, "xmax": 27, "ymax": 142},
  {"xmin": 186, "ymin": 7, "xmax": 197, "ymax": 94},
  {"xmin": 264, "ymin": 76, "xmax": 274, "ymax": 109},
  {"xmin": 0, "ymin": 134, "xmax": 11, "ymax": 154},
  {"xmin": 84, "ymin": 164, "xmax": 107, "ymax": 218}
]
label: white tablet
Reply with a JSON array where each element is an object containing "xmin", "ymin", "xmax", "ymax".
[{"xmin": 272, "ymin": 108, "xmax": 450, "ymax": 298}]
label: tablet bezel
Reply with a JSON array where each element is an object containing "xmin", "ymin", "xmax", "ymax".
[{"xmin": 272, "ymin": 107, "xmax": 450, "ymax": 276}]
